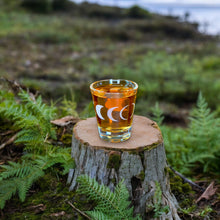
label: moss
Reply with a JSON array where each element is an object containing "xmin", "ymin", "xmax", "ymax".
[
  {"xmin": 164, "ymin": 166, "xmax": 170, "ymax": 176},
  {"xmin": 2, "ymin": 173, "xmax": 78, "ymax": 219},
  {"xmin": 168, "ymin": 168, "xmax": 195, "ymax": 209},
  {"xmin": 111, "ymin": 178, "xmax": 117, "ymax": 185},
  {"xmin": 143, "ymin": 143, "xmax": 159, "ymax": 151},
  {"xmin": 61, "ymin": 133, "xmax": 72, "ymax": 145},
  {"xmin": 107, "ymin": 152, "xmax": 121, "ymax": 171},
  {"xmin": 137, "ymin": 170, "xmax": 145, "ymax": 181}
]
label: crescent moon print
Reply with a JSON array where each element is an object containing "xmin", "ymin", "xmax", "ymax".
[
  {"xmin": 119, "ymin": 105, "xmax": 129, "ymax": 120},
  {"xmin": 96, "ymin": 105, "xmax": 105, "ymax": 120},
  {"xmin": 107, "ymin": 107, "xmax": 118, "ymax": 122},
  {"xmin": 130, "ymin": 103, "xmax": 135, "ymax": 119}
]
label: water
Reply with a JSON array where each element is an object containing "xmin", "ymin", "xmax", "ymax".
[
  {"xmin": 145, "ymin": 3, "xmax": 220, "ymax": 35},
  {"xmin": 73, "ymin": 0, "xmax": 220, "ymax": 35}
]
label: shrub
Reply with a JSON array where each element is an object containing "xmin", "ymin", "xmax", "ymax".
[
  {"xmin": 79, "ymin": 2, "xmax": 123, "ymax": 19},
  {"xmin": 126, "ymin": 5, "xmax": 152, "ymax": 19},
  {"xmin": 21, "ymin": 0, "xmax": 53, "ymax": 13}
]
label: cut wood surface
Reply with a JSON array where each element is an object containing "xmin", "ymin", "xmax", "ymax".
[
  {"xmin": 68, "ymin": 115, "xmax": 180, "ymax": 219},
  {"xmin": 73, "ymin": 115, "xmax": 163, "ymax": 151}
]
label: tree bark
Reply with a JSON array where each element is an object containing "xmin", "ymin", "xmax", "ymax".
[{"xmin": 67, "ymin": 115, "xmax": 180, "ymax": 219}]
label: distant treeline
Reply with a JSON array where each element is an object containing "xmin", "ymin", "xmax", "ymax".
[
  {"xmin": 1, "ymin": 0, "xmax": 153, "ymax": 19},
  {"xmin": 0, "ymin": 0, "xmax": 202, "ymax": 39}
]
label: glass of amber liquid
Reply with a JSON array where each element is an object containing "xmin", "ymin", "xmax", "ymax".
[{"xmin": 90, "ymin": 79, "xmax": 138, "ymax": 143}]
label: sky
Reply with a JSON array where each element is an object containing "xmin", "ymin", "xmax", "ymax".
[
  {"xmin": 73, "ymin": 0, "xmax": 220, "ymax": 5},
  {"xmin": 146, "ymin": 0, "xmax": 220, "ymax": 4}
]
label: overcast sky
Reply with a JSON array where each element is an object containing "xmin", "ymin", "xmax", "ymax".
[
  {"xmin": 73, "ymin": 0, "xmax": 220, "ymax": 5},
  {"xmin": 73, "ymin": 0, "xmax": 220, "ymax": 7},
  {"xmin": 147, "ymin": 0, "xmax": 220, "ymax": 4}
]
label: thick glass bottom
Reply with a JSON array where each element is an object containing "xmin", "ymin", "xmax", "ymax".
[{"xmin": 98, "ymin": 126, "xmax": 132, "ymax": 143}]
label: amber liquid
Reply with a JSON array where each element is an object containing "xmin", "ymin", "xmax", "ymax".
[{"xmin": 91, "ymin": 84, "xmax": 136, "ymax": 133}]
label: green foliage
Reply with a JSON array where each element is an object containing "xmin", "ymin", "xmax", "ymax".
[
  {"xmin": 0, "ymin": 89, "xmax": 74, "ymax": 209},
  {"xmin": 59, "ymin": 92, "xmax": 78, "ymax": 117},
  {"xmin": 114, "ymin": 52, "xmax": 198, "ymax": 101},
  {"xmin": 151, "ymin": 102, "xmax": 164, "ymax": 126},
  {"xmin": 202, "ymin": 56, "xmax": 220, "ymax": 70},
  {"xmin": 32, "ymin": 30, "xmax": 72, "ymax": 44},
  {"xmin": 79, "ymin": 2, "xmax": 123, "ymax": 19},
  {"xmin": 151, "ymin": 182, "xmax": 169, "ymax": 218},
  {"xmin": 21, "ymin": 0, "xmax": 53, "ymax": 13},
  {"xmin": 80, "ymin": 101, "xmax": 96, "ymax": 118},
  {"xmin": 0, "ymin": 147, "xmax": 73, "ymax": 209},
  {"xmin": 77, "ymin": 175, "xmax": 140, "ymax": 220},
  {"xmin": 126, "ymin": 5, "xmax": 152, "ymax": 19},
  {"xmin": 185, "ymin": 92, "xmax": 220, "ymax": 172},
  {"xmin": 163, "ymin": 93, "xmax": 220, "ymax": 175},
  {"xmin": 0, "ymin": 159, "xmax": 44, "ymax": 209},
  {"xmin": 113, "ymin": 52, "xmax": 220, "ymax": 110},
  {"xmin": 0, "ymin": 0, "xmax": 23, "ymax": 10},
  {"xmin": 0, "ymin": 90, "xmax": 56, "ymax": 153}
]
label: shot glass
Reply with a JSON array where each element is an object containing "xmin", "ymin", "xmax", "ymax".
[{"xmin": 90, "ymin": 79, "xmax": 138, "ymax": 143}]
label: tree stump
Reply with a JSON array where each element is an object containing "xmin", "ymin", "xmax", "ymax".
[{"xmin": 67, "ymin": 115, "xmax": 180, "ymax": 219}]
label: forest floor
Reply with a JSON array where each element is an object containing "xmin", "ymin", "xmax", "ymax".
[{"xmin": 0, "ymin": 2, "xmax": 220, "ymax": 219}]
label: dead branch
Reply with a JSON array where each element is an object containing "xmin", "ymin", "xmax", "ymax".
[
  {"xmin": 0, "ymin": 133, "xmax": 17, "ymax": 150},
  {"xmin": 168, "ymin": 165, "xmax": 205, "ymax": 192},
  {"xmin": 67, "ymin": 201, "xmax": 91, "ymax": 220}
]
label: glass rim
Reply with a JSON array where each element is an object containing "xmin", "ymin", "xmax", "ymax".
[{"xmin": 90, "ymin": 79, "xmax": 138, "ymax": 95}]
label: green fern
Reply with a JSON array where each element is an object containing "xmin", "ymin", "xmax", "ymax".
[
  {"xmin": 0, "ymin": 179, "xmax": 17, "ymax": 209},
  {"xmin": 164, "ymin": 92, "xmax": 220, "ymax": 175},
  {"xmin": 0, "ymin": 160, "xmax": 45, "ymax": 208},
  {"xmin": 0, "ymin": 89, "xmax": 57, "ymax": 153},
  {"xmin": 76, "ymin": 175, "xmax": 140, "ymax": 220},
  {"xmin": 151, "ymin": 102, "xmax": 164, "ymax": 126},
  {"xmin": 59, "ymin": 92, "xmax": 78, "ymax": 117},
  {"xmin": 185, "ymin": 92, "xmax": 220, "ymax": 172},
  {"xmin": 0, "ymin": 89, "xmax": 74, "ymax": 209},
  {"xmin": 0, "ymin": 147, "xmax": 73, "ymax": 209},
  {"xmin": 153, "ymin": 182, "xmax": 169, "ymax": 218}
]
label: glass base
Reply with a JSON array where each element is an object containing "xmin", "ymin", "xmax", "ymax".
[{"xmin": 98, "ymin": 126, "xmax": 132, "ymax": 143}]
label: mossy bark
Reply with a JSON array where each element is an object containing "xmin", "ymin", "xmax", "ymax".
[{"xmin": 67, "ymin": 115, "xmax": 180, "ymax": 219}]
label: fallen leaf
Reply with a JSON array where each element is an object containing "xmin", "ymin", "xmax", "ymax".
[
  {"xmin": 51, "ymin": 116, "xmax": 80, "ymax": 127},
  {"xmin": 196, "ymin": 181, "xmax": 217, "ymax": 203},
  {"xmin": 26, "ymin": 204, "xmax": 46, "ymax": 214},
  {"xmin": 50, "ymin": 211, "xmax": 65, "ymax": 217}
]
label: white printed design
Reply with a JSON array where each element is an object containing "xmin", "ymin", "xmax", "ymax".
[
  {"xmin": 95, "ymin": 104, "xmax": 135, "ymax": 122},
  {"xmin": 96, "ymin": 105, "xmax": 105, "ymax": 120}
]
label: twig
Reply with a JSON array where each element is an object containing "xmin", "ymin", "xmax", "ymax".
[
  {"xmin": 67, "ymin": 201, "xmax": 91, "ymax": 220},
  {"xmin": 0, "ymin": 130, "xmax": 14, "ymax": 136},
  {"xmin": 0, "ymin": 133, "xmax": 17, "ymax": 150},
  {"xmin": 44, "ymin": 133, "xmax": 49, "ymax": 143},
  {"xmin": 168, "ymin": 165, "xmax": 205, "ymax": 192}
]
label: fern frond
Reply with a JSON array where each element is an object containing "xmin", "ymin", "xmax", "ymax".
[
  {"xmin": 151, "ymin": 102, "xmax": 164, "ymax": 126},
  {"xmin": 114, "ymin": 180, "xmax": 133, "ymax": 218},
  {"xmin": 17, "ymin": 167, "xmax": 45, "ymax": 202},
  {"xmin": 86, "ymin": 210, "xmax": 112, "ymax": 220},
  {"xmin": 77, "ymin": 175, "xmax": 135, "ymax": 219},
  {"xmin": 15, "ymin": 129, "xmax": 44, "ymax": 144},
  {"xmin": 0, "ymin": 179, "xmax": 17, "ymax": 209},
  {"xmin": 18, "ymin": 90, "xmax": 56, "ymax": 121},
  {"xmin": 34, "ymin": 147, "xmax": 73, "ymax": 174},
  {"xmin": 0, "ymin": 161, "xmax": 31, "ymax": 180},
  {"xmin": 165, "ymin": 92, "xmax": 220, "ymax": 174}
]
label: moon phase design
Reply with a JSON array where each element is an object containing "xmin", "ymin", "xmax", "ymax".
[
  {"xmin": 96, "ymin": 104, "xmax": 135, "ymax": 121},
  {"xmin": 107, "ymin": 107, "xmax": 118, "ymax": 122},
  {"xmin": 96, "ymin": 105, "xmax": 105, "ymax": 120},
  {"xmin": 130, "ymin": 103, "xmax": 135, "ymax": 119},
  {"xmin": 119, "ymin": 105, "xmax": 129, "ymax": 120}
]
